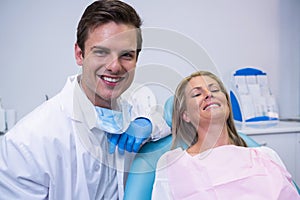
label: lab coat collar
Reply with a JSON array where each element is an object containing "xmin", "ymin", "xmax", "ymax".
[
  {"xmin": 73, "ymin": 75, "xmax": 98, "ymax": 130},
  {"xmin": 58, "ymin": 75, "xmax": 76, "ymax": 120},
  {"xmin": 58, "ymin": 74, "xmax": 97, "ymax": 130}
]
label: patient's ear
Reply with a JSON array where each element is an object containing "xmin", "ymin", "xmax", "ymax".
[{"xmin": 182, "ymin": 111, "xmax": 191, "ymax": 123}]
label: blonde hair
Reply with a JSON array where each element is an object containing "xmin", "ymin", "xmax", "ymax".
[{"xmin": 171, "ymin": 71, "xmax": 247, "ymax": 149}]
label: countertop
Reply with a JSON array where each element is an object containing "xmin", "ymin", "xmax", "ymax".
[{"xmin": 236, "ymin": 121, "xmax": 300, "ymax": 135}]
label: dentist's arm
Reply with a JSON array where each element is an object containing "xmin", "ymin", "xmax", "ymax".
[
  {"xmin": 127, "ymin": 85, "xmax": 171, "ymax": 141},
  {"xmin": 107, "ymin": 85, "xmax": 171, "ymax": 154}
]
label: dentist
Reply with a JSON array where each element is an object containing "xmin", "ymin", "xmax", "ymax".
[{"xmin": 0, "ymin": 0, "xmax": 170, "ymax": 199}]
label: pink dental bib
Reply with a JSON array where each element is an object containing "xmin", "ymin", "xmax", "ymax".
[{"xmin": 166, "ymin": 145, "xmax": 299, "ymax": 200}]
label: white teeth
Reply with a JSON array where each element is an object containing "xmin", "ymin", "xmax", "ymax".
[
  {"xmin": 103, "ymin": 77, "xmax": 120, "ymax": 83},
  {"xmin": 205, "ymin": 103, "xmax": 219, "ymax": 110}
]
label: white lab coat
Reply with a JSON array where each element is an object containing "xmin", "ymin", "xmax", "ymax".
[{"xmin": 0, "ymin": 74, "xmax": 170, "ymax": 200}]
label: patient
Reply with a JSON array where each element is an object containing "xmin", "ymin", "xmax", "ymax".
[{"xmin": 152, "ymin": 71, "xmax": 299, "ymax": 199}]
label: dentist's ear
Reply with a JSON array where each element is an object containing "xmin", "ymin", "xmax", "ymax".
[
  {"xmin": 75, "ymin": 43, "xmax": 84, "ymax": 66},
  {"xmin": 182, "ymin": 111, "xmax": 191, "ymax": 123}
]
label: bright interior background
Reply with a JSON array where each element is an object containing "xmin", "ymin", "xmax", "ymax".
[{"xmin": 0, "ymin": 0, "xmax": 299, "ymax": 120}]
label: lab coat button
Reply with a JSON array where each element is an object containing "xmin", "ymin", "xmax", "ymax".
[{"xmin": 94, "ymin": 163, "xmax": 100, "ymax": 171}]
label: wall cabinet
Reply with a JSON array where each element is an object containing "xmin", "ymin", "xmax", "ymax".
[{"xmin": 237, "ymin": 121, "xmax": 300, "ymax": 186}]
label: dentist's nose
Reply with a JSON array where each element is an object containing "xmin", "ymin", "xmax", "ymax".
[{"xmin": 106, "ymin": 56, "xmax": 122, "ymax": 73}]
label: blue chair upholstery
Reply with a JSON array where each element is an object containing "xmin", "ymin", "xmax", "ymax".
[
  {"xmin": 124, "ymin": 135, "xmax": 172, "ymax": 200},
  {"xmin": 123, "ymin": 97, "xmax": 300, "ymax": 199}
]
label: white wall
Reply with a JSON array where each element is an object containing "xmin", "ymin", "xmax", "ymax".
[{"xmin": 0, "ymin": 0, "xmax": 299, "ymax": 120}]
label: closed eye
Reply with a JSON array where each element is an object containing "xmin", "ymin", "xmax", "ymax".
[
  {"xmin": 192, "ymin": 93, "xmax": 201, "ymax": 98},
  {"xmin": 211, "ymin": 88, "xmax": 220, "ymax": 92},
  {"xmin": 209, "ymin": 85, "xmax": 220, "ymax": 93}
]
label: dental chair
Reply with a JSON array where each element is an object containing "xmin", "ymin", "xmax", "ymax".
[{"xmin": 123, "ymin": 96, "xmax": 300, "ymax": 199}]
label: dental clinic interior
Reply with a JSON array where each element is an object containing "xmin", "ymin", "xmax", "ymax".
[{"xmin": 0, "ymin": 0, "xmax": 300, "ymax": 189}]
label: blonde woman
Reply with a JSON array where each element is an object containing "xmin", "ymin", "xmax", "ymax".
[{"xmin": 152, "ymin": 71, "xmax": 299, "ymax": 199}]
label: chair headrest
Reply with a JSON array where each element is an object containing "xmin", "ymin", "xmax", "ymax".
[{"xmin": 163, "ymin": 96, "xmax": 174, "ymax": 128}]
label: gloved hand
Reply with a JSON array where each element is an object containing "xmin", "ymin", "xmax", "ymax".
[{"xmin": 107, "ymin": 117, "xmax": 152, "ymax": 154}]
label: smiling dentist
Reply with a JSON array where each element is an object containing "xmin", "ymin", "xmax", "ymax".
[{"xmin": 0, "ymin": 1, "xmax": 170, "ymax": 199}]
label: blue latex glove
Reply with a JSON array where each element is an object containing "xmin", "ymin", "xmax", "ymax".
[{"xmin": 107, "ymin": 117, "xmax": 152, "ymax": 154}]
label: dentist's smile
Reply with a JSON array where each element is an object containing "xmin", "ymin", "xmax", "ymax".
[{"xmin": 100, "ymin": 75, "xmax": 125, "ymax": 86}]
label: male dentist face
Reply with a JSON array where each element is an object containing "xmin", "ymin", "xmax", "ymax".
[{"xmin": 75, "ymin": 21, "xmax": 138, "ymax": 109}]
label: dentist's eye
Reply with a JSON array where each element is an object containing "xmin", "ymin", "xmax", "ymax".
[
  {"xmin": 94, "ymin": 49, "xmax": 108, "ymax": 57},
  {"xmin": 91, "ymin": 46, "xmax": 110, "ymax": 57},
  {"xmin": 121, "ymin": 52, "xmax": 135, "ymax": 60}
]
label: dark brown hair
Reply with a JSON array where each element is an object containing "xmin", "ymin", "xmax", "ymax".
[{"xmin": 76, "ymin": 0, "xmax": 142, "ymax": 57}]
